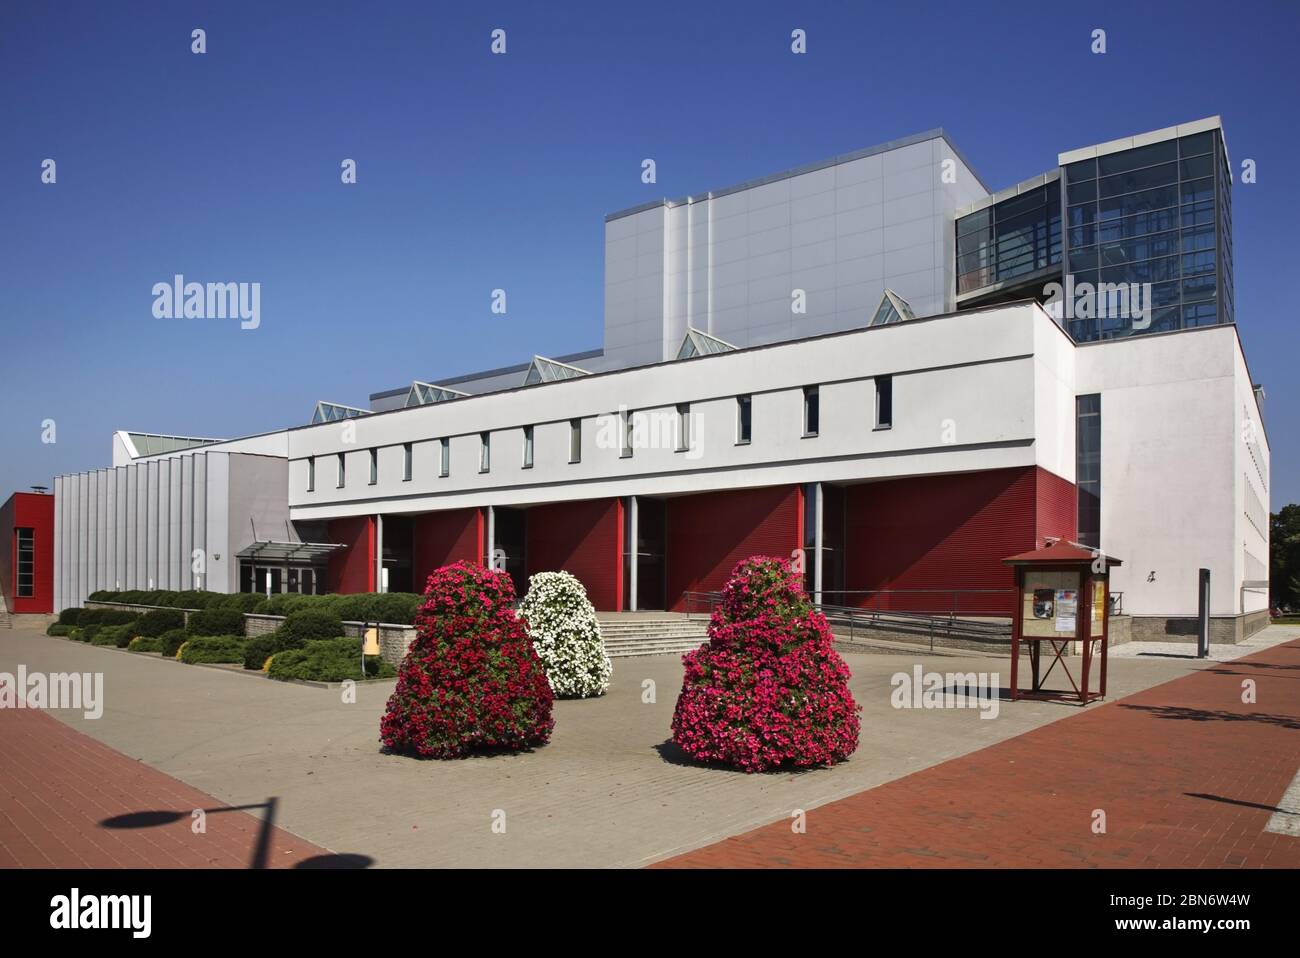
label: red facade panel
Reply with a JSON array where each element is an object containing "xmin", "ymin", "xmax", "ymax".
[
  {"xmin": 1035, "ymin": 467, "xmax": 1079, "ymax": 546},
  {"xmin": 525, "ymin": 497, "xmax": 623, "ymax": 611},
  {"xmin": 3, "ymin": 492, "xmax": 54, "ymax": 614},
  {"xmin": 665, "ymin": 484, "xmax": 801, "ymax": 611},
  {"xmin": 842, "ymin": 466, "xmax": 1076, "ymax": 616},
  {"xmin": 411, "ymin": 508, "xmax": 483, "ymax": 595},
  {"xmin": 327, "ymin": 515, "xmax": 375, "ymax": 594}
]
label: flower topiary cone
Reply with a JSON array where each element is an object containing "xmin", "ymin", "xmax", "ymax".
[
  {"xmin": 670, "ymin": 556, "xmax": 861, "ymax": 772},
  {"xmin": 519, "ymin": 571, "xmax": 613, "ymax": 698},
  {"xmin": 380, "ymin": 561, "xmax": 554, "ymax": 758}
]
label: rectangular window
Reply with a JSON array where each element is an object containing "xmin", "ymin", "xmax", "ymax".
[
  {"xmin": 368, "ymin": 447, "xmax": 378, "ymax": 485},
  {"xmin": 676, "ymin": 403, "xmax": 690, "ymax": 452},
  {"xmin": 479, "ymin": 432, "xmax": 491, "ymax": 473},
  {"xmin": 1076, "ymin": 394, "xmax": 1101, "ymax": 548},
  {"xmin": 569, "ymin": 419, "xmax": 581, "ymax": 464},
  {"xmin": 307, "ymin": 456, "xmax": 315, "ymax": 492},
  {"xmin": 16, "ymin": 528, "xmax": 34, "ymax": 597},
  {"xmin": 803, "ymin": 385, "xmax": 819, "ymax": 437},
  {"xmin": 439, "ymin": 438, "xmax": 450, "ymax": 477},
  {"xmin": 736, "ymin": 395, "xmax": 752, "ymax": 444},
  {"xmin": 621, "ymin": 409, "xmax": 634, "ymax": 458},
  {"xmin": 522, "ymin": 426, "xmax": 534, "ymax": 468},
  {"xmin": 402, "ymin": 442, "xmax": 413, "ymax": 481},
  {"xmin": 875, "ymin": 376, "xmax": 892, "ymax": 429},
  {"xmin": 336, "ymin": 453, "xmax": 346, "ymax": 488}
]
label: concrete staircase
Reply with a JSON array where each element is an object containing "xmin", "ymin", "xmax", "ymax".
[{"xmin": 596, "ymin": 614, "xmax": 710, "ymax": 658}]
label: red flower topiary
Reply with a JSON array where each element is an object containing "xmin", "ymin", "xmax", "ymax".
[
  {"xmin": 380, "ymin": 561, "xmax": 554, "ymax": 758},
  {"xmin": 670, "ymin": 556, "xmax": 861, "ymax": 772}
]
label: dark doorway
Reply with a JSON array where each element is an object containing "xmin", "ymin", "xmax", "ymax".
[
  {"xmin": 382, "ymin": 515, "xmax": 414, "ymax": 594},
  {"xmin": 626, "ymin": 497, "xmax": 667, "ymax": 610},
  {"xmin": 493, "ymin": 506, "xmax": 528, "ymax": 596}
]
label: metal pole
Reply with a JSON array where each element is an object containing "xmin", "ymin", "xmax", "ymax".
[{"xmin": 1197, "ymin": 568, "xmax": 1211, "ymax": 658}]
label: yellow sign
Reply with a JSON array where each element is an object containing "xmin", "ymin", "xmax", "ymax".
[{"xmin": 362, "ymin": 627, "xmax": 380, "ymax": 656}]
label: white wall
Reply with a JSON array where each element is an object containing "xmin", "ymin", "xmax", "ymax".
[
  {"xmin": 287, "ymin": 304, "xmax": 1067, "ymax": 521},
  {"xmin": 603, "ymin": 133, "xmax": 990, "ymax": 370},
  {"xmin": 1074, "ymin": 326, "xmax": 1267, "ymax": 618}
]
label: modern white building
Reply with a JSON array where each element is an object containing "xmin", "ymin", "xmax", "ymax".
[{"xmin": 52, "ymin": 118, "xmax": 1270, "ymax": 641}]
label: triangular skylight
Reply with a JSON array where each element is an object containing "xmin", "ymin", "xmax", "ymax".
[
  {"xmin": 405, "ymin": 381, "xmax": 470, "ymax": 407},
  {"xmin": 869, "ymin": 289, "xmax": 917, "ymax": 327},
  {"xmin": 523, "ymin": 356, "xmax": 589, "ymax": 386},
  {"xmin": 676, "ymin": 328, "xmax": 736, "ymax": 359},
  {"xmin": 311, "ymin": 401, "xmax": 371, "ymax": 425}
]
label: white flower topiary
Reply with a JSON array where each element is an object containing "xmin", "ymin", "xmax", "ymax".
[{"xmin": 519, "ymin": 571, "xmax": 612, "ymax": 698}]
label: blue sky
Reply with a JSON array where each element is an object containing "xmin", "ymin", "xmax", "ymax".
[{"xmin": 1, "ymin": 0, "xmax": 1296, "ymax": 507}]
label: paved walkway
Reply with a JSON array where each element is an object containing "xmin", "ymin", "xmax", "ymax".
[
  {"xmin": 655, "ymin": 637, "xmax": 1300, "ymax": 868},
  {"xmin": 0, "ymin": 706, "xmax": 327, "ymax": 868},
  {"xmin": 2, "ymin": 622, "xmax": 1297, "ymax": 867}
]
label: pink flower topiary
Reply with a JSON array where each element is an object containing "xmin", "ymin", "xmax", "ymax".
[
  {"xmin": 670, "ymin": 556, "xmax": 861, "ymax": 772},
  {"xmin": 380, "ymin": 561, "xmax": 554, "ymax": 758}
]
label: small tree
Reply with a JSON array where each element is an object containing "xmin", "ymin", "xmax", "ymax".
[
  {"xmin": 671, "ymin": 556, "xmax": 861, "ymax": 772},
  {"xmin": 380, "ymin": 561, "xmax": 554, "ymax": 758},
  {"xmin": 519, "ymin": 571, "xmax": 612, "ymax": 698}
]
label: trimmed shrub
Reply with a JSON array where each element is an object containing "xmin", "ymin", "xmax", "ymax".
[
  {"xmin": 187, "ymin": 607, "xmax": 245, "ymax": 637},
  {"xmin": 253, "ymin": 592, "xmax": 422, "ymax": 625},
  {"xmin": 80, "ymin": 624, "xmax": 102, "ymax": 643},
  {"xmin": 128, "ymin": 636, "xmax": 163, "ymax": 653},
  {"xmin": 670, "ymin": 556, "xmax": 861, "ymax": 773},
  {"xmin": 268, "ymin": 638, "xmax": 395, "ymax": 682},
  {"xmin": 47, "ymin": 623, "xmax": 73, "ymax": 637},
  {"xmin": 58, "ymin": 607, "xmax": 82, "ymax": 626},
  {"xmin": 209, "ymin": 592, "xmax": 264, "ymax": 613},
  {"xmin": 380, "ymin": 562, "xmax": 554, "ymax": 759},
  {"xmin": 282, "ymin": 608, "xmax": 344, "ymax": 645},
  {"xmin": 519, "ymin": 571, "xmax": 612, "ymax": 698},
  {"xmin": 69, "ymin": 627, "xmax": 85, "ymax": 641},
  {"xmin": 160, "ymin": 628, "xmax": 189, "ymax": 658},
  {"xmin": 178, "ymin": 636, "xmax": 247, "ymax": 664},
  {"xmin": 134, "ymin": 608, "xmax": 185, "ymax": 637},
  {"xmin": 91, "ymin": 624, "xmax": 135, "ymax": 648}
]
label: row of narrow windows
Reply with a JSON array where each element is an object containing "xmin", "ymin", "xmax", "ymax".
[{"xmin": 305, "ymin": 378, "xmax": 895, "ymax": 491}]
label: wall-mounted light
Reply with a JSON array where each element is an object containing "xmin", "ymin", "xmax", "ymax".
[{"xmin": 1147, "ymin": 571, "xmax": 1156, "ymax": 582}]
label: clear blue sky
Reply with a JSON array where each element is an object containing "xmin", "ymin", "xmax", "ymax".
[{"xmin": 2, "ymin": 0, "xmax": 1296, "ymax": 507}]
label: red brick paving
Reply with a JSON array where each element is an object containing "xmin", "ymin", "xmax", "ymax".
[
  {"xmin": 0, "ymin": 707, "xmax": 328, "ymax": 868},
  {"xmin": 656, "ymin": 639, "xmax": 1300, "ymax": 868}
]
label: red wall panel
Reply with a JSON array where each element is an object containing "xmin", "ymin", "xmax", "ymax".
[
  {"xmin": 665, "ymin": 484, "xmax": 801, "ymax": 611},
  {"xmin": 412, "ymin": 508, "xmax": 483, "ymax": 595},
  {"xmin": 1035, "ymin": 467, "xmax": 1079, "ymax": 546},
  {"xmin": 843, "ymin": 466, "xmax": 1076, "ymax": 616},
  {"xmin": 525, "ymin": 498, "xmax": 623, "ymax": 611},
  {"xmin": 4, "ymin": 493, "xmax": 54, "ymax": 614},
  {"xmin": 327, "ymin": 516, "xmax": 374, "ymax": 594}
]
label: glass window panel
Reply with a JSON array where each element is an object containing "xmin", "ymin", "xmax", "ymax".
[
  {"xmin": 1181, "ymin": 250, "xmax": 1215, "ymax": 277},
  {"xmin": 1097, "ymin": 140, "xmax": 1177, "ymax": 176},
  {"xmin": 1066, "ymin": 181, "xmax": 1097, "ymax": 204},
  {"xmin": 1098, "ymin": 184, "xmax": 1179, "ymax": 221},
  {"xmin": 1182, "ymin": 302, "xmax": 1218, "ymax": 327},
  {"xmin": 1180, "ymin": 176, "xmax": 1214, "ymax": 204},
  {"xmin": 1182, "ymin": 274, "xmax": 1217, "ymax": 301},
  {"xmin": 1065, "ymin": 158, "xmax": 1097, "ymax": 183},
  {"xmin": 1098, "ymin": 161, "xmax": 1178, "ymax": 199},
  {"xmin": 955, "ymin": 208, "xmax": 990, "ymax": 237},
  {"xmin": 1180, "ymin": 155, "xmax": 1213, "ymax": 179},
  {"xmin": 1068, "ymin": 245, "xmax": 1099, "ymax": 271},
  {"xmin": 1179, "ymin": 131, "xmax": 1214, "ymax": 157}
]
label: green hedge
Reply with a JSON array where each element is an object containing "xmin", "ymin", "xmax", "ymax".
[
  {"xmin": 178, "ymin": 636, "xmax": 247, "ymax": 664},
  {"xmin": 135, "ymin": 608, "xmax": 185, "ymax": 637},
  {"xmin": 58, "ymin": 607, "xmax": 82, "ymax": 626},
  {"xmin": 254, "ymin": 592, "xmax": 421, "ymax": 625},
  {"xmin": 128, "ymin": 635, "xmax": 164, "ymax": 653},
  {"xmin": 187, "ymin": 608, "xmax": 245, "ymax": 637},
  {"xmin": 160, "ymin": 628, "xmax": 189, "ymax": 657},
  {"xmin": 267, "ymin": 638, "xmax": 395, "ymax": 682},
  {"xmin": 91, "ymin": 624, "xmax": 135, "ymax": 648},
  {"xmin": 47, "ymin": 623, "xmax": 73, "ymax": 637},
  {"xmin": 86, "ymin": 590, "xmax": 263, "ymax": 612},
  {"xmin": 77, "ymin": 608, "xmax": 140, "ymax": 628}
]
